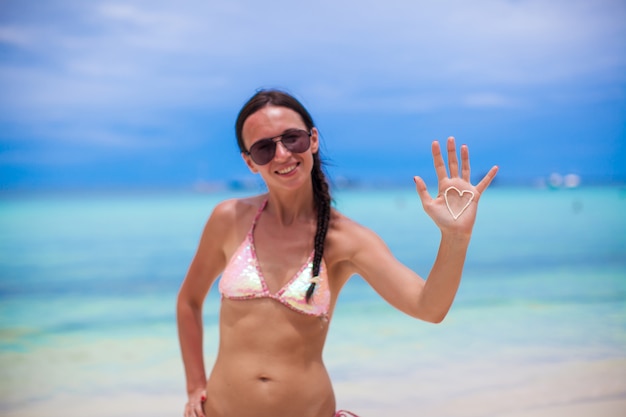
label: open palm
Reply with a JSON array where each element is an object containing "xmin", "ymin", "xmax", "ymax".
[{"xmin": 414, "ymin": 137, "xmax": 498, "ymax": 236}]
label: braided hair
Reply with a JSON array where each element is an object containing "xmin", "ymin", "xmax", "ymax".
[{"xmin": 235, "ymin": 89, "xmax": 332, "ymax": 303}]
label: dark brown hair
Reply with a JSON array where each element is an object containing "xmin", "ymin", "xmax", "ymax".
[{"xmin": 235, "ymin": 89, "xmax": 331, "ymax": 302}]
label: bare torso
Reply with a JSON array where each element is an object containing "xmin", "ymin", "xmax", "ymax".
[
  {"xmin": 204, "ymin": 299, "xmax": 336, "ymax": 417},
  {"xmin": 203, "ymin": 196, "xmax": 349, "ymax": 417}
]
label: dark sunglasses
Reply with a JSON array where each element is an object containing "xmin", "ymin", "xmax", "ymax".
[{"xmin": 244, "ymin": 129, "xmax": 312, "ymax": 165}]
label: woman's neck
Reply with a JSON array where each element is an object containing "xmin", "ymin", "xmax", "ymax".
[{"xmin": 264, "ymin": 182, "xmax": 316, "ymax": 226}]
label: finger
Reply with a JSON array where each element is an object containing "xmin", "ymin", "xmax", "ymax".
[
  {"xmin": 413, "ymin": 176, "xmax": 432, "ymax": 205},
  {"xmin": 476, "ymin": 165, "xmax": 499, "ymax": 194},
  {"xmin": 199, "ymin": 393, "xmax": 207, "ymax": 417},
  {"xmin": 186, "ymin": 404, "xmax": 201, "ymax": 417},
  {"xmin": 461, "ymin": 144, "xmax": 470, "ymax": 182},
  {"xmin": 447, "ymin": 137, "xmax": 459, "ymax": 178},
  {"xmin": 185, "ymin": 402, "xmax": 199, "ymax": 417},
  {"xmin": 431, "ymin": 141, "xmax": 448, "ymax": 183}
]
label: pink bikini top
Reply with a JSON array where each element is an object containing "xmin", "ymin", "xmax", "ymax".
[{"xmin": 219, "ymin": 200, "xmax": 330, "ymax": 318}]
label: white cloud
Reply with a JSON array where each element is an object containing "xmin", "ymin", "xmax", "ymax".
[{"xmin": 0, "ymin": 25, "xmax": 32, "ymax": 46}]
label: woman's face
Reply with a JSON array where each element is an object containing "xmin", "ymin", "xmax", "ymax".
[{"xmin": 241, "ymin": 105, "xmax": 319, "ymax": 190}]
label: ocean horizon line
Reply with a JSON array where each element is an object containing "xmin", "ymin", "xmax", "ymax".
[{"xmin": 1, "ymin": 176, "xmax": 624, "ymax": 198}]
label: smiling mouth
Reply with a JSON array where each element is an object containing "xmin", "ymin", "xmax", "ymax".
[{"xmin": 276, "ymin": 163, "xmax": 299, "ymax": 175}]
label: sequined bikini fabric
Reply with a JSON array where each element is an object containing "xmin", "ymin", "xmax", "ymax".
[{"xmin": 219, "ymin": 200, "xmax": 330, "ymax": 318}]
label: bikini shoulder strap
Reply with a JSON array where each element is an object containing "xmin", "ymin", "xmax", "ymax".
[{"xmin": 250, "ymin": 198, "xmax": 268, "ymax": 230}]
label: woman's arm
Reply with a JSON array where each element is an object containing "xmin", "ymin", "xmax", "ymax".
[
  {"xmin": 344, "ymin": 137, "xmax": 497, "ymax": 322},
  {"xmin": 176, "ymin": 200, "xmax": 234, "ymax": 416}
]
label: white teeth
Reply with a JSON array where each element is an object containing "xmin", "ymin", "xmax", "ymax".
[{"xmin": 277, "ymin": 164, "xmax": 297, "ymax": 174}]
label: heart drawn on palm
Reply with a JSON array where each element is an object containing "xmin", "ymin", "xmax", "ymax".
[{"xmin": 444, "ymin": 186, "xmax": 475, "ymax": 220}]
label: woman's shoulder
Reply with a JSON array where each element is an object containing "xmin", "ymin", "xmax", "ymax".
[
  {"xmin": 325, "ymin": 207, "xmax": 388, "ymax": 281},
  {"xmin": 211, "ymin": 194, "xmax": 267, "ymax": 221},
  {"xmin": 328, "ymin": 208, "xmax": 381, "ymax": 252},
  {"xmin": 201, "ymin": 194, "xmax": 268, "ymax": 249},
  {"xmin": 329, "ymin": 207, "xmax": 371, "ymax": 235}
]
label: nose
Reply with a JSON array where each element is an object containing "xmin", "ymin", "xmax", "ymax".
[{"xmin": 273, "ymin": 139, "xmax": 292, "ymax": 160}]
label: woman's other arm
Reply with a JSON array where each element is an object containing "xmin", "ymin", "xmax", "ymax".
[{"xmin": 176, "ymin": 200, "xmax": 235, "ymax": 415}]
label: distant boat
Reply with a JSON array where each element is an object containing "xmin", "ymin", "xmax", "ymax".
[
  {"xmin": 563, "ymin": 173, "xmax": 581, "ymax": 188},
  {"xmin": 547, "ymin": 172, "xmax": 581, "ymax": 189},
  {"xmin": 548, "ymin": 173, "xmax": 563, "ymax": 189}
]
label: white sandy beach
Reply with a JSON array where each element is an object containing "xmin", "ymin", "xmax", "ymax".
[
  {"xmin": 3, "ymin": 357, "xmax": 624, "ymax": 417},
  {"xmin": 334, "ymin": 358, "xmax": 626, "ymax": 417}
]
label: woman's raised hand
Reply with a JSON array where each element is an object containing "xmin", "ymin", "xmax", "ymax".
[{"xmin": 414, "ymin": 137, "xmax": 498, "ymax": 236}]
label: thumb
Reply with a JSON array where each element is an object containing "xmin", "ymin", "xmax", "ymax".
[{"xmin": 413, "ymin": 176, "xmax": 431, "ymax": 204}]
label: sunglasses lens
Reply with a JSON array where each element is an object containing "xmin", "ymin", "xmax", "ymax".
[
  {"xmin": 249, "ymin": 140, "xmax": 276, "ymax": 165},
  {"xmin": 248, "ymin": 130, "xmax": 311, "ymax": 165},
  {"xmin": 282, "ymin": 130, "xmax": 311, "ymax": 153}
]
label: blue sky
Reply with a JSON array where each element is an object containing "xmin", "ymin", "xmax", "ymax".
[{"xmin": 1, "ymin": 0, "xmax": 625, "ymax": 191}]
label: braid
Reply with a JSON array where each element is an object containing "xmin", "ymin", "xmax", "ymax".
[{"xmin": 306, "ymin": 152, "xmax": 332, "ymax": 302}]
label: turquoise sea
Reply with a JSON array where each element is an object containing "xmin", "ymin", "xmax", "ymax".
[{"xmin": 0, "ymin": 186, "xmax": 625, "ymax": 416}]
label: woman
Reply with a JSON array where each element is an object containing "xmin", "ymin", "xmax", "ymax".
[{"xmin": 177, "ymin": 89, "xmax": 498, "ymax": 417}]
